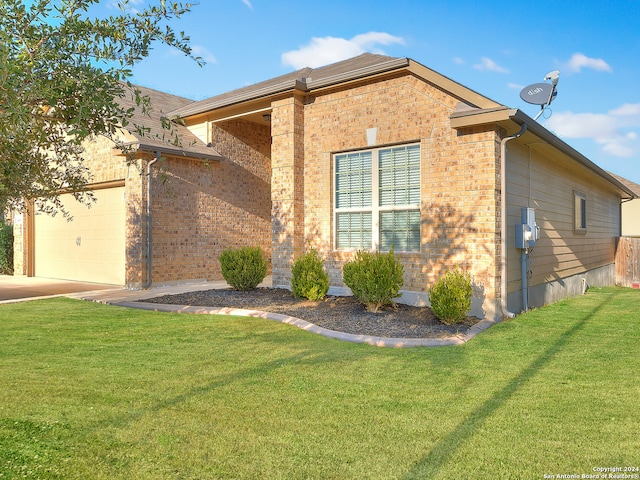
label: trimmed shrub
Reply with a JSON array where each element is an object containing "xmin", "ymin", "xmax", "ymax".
[
  {"xmin": 342, "ymin": 249, "xmax": 404, "ymax": 313},
  {"xmin": 219, "ymin": 246, "xmax": 268, "ymax": 291},
  {"xmin": 429, "ymin": 268, "xmax": 473, "ymax": 324},
  {"xmin": 291, "ymin": 248, "xmax": 329, "ymax": 301},
  {"xmin": 0, "ymin": 222, "xmax": 13, "ymax": 275}
]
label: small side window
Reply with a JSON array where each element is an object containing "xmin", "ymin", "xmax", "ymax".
[{"xmin": 574, "ymin": 191, "xmax": 587, "ymax": 234}]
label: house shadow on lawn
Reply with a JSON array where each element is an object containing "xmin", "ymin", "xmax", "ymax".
[{"xmin": 401, "ymin": 289, "xmax": 620, "ymax": 479}]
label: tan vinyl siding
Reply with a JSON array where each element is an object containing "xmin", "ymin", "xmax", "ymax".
[{"xmin": 506, "ymin": 142, "xmax": 619, "ymax": 294}]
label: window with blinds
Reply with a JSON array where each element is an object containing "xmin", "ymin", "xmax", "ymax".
[{"xmin": 334, "ymin": 144, "xmax": 420, "ymax": 251}]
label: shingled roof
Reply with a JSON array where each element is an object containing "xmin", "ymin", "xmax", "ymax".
[
  {"xmin": 118, "ymin": 84, "xmax": 223, "ymax": 161},
  {"xmin": 167, "ymin": 53, "xmax": 411, "ymax": 118},
  {"xmin": 608, "ymin": 171, "xmax": 640, "ymax": 197}
]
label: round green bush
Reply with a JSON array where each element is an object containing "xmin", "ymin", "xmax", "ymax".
[
  {"xmin": 219, "ymin": 246, "xmax": 268, "ymax": 291},
  {"xmin": 429, "ymin": 268, "xmax": 473, "ymax": 324},
  {"xmin": 342, "ymin": 249, "xmax": 404, "ymax": 313},
  {"xmin": 291, "ymin": 249, "xmax": 329, "ymax": 301}
]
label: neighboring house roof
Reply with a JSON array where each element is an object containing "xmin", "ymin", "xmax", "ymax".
[
  {"xmin": 118, "ymin": 84, "xmax": 223, "ymax": 161},
  {"xmin": 608, "ymin": 172, "xmax": 640, "ymax": 197}
]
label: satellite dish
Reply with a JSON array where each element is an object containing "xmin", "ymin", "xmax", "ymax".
[
  {"xmin": 519, "ymin": 70, "xmax": 560, "ymax": 120},
  {"xmin": 520, "ymin": 83, "xmax": 554, "ymax": 105}
]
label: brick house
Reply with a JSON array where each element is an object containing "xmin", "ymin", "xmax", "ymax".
[{"xmin": 13, "ymin": 54, "xmax": 636, "ymax": 320}]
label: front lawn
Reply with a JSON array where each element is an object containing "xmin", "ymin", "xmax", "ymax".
[{"xmin": 0, "ymin": 287, "xmax": 638, "ymax": 479}]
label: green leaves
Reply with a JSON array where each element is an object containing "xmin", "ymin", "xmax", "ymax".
[
  {"xmin": 0, "ymin": 0, "xmax": 199, "ymax": 213},
  {"xmin": 342, "ymin": 249, "xmax": 404, "ymax": 313},
  {"xmin": 219, "ymin": 246, "xmax": 269, "ymax": 291},
  {"xmin": 428, "ymin": 268, "xmax": 473, "ymax": 324},
  {"xmin": 291, "ymin": 249, "xmax": 330, "ymax": 301}
]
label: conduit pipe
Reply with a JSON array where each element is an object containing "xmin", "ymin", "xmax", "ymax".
[
  {"xmin": 500, "ymin": 123, "xmax": 527, "ymax": 319},
  {"xmin": 521, "ymin": 248, "xmax": 528, "ymax": 312},
  {"xmin": 142, "ymin": 151, "xmax": 161, "ymax": 289}
]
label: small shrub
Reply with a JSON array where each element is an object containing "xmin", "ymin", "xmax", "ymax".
[
  {"xmin": 429, "ymin": 268, "xmax": 473, "ymax": 324},
  {"xmin": 219, "ymin": 246, "xmax": 268, "ymax": 291},
  {"xmin": 291, "ymin": 249, "xmax": 329, "ymax": 301},
  {"xmin": 342, "ymin": 249, "xmax": 404, "ymax": 313},
  {"xmin": 0, "ymin": 222, "xmax": 13, "ymax": 275}
]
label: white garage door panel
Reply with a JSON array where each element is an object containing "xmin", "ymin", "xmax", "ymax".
[{"xmin": 35, "ymin": 188, "xmax": 126, "ymax": 285}]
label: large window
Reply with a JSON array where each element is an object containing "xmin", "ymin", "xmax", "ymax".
[{"xmin": 334, "ymin": 144, "xmax": 420, "ymax": 252}]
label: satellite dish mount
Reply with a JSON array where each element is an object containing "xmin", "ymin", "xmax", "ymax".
[{"xmin": 520, "ymin": 70, "xmax": 560, "ymax": 120}]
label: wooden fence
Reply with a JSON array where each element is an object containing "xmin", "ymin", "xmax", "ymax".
[{"xmin": 616, "ymin": 237, "xmax": 640, "ymax": 287}]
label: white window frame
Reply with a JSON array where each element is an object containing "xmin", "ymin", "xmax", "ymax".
[{"xmin": 333, "ymin": 143, "xmax": 421, "ymax": 252}]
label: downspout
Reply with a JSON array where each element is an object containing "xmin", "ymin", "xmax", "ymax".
[
  {"xmin": 500, "ymin": 123, "xmax": 527, "ymax": 319},
  {"xmin": 142, "ymin": 151, "xmax": 161, "ymax": 289}
]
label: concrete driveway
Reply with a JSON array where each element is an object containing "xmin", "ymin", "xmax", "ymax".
[{"xmin": 0, "ymin": 275, "xmax": 117, "ymax": 303}]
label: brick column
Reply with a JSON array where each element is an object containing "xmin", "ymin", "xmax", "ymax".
[
  {"xmin": 124, "ymin": 162, "xmax": 146, "ymax": 288},
  {"xmin": 270, "ymin": 95, "xmax": 305, "ymax": 287}
]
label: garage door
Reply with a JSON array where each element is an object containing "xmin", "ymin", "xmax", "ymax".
[{"xmin": 35, "ymin": 187, "xmax": 126, "ymax": 285}]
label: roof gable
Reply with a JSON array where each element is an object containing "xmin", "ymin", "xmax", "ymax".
[{"xmin": 168, "ymin": 53, "xmax": 502, "ymax": 119}]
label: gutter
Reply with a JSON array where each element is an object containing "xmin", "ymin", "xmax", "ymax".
[
  {"xmin": 142, "ymin": 151, "xmax": 160, "ymax": 289},
  {"xmin": 305, "ymin": 57, "xmax": 410, "ymax": 90},
  {"xmin": 168, "ymin": 58, "xmax": 412, "ymax": 119},
  {"xmin": 451, "ymin": 108, "xmax": 636, "ymax": 200},
  {"xmin": 168, "ymin": 79, "xmax": 308, "ymax": 118},
  {"xmin": 119, "ymin": 140, "xmax": 224, "ymax": 163},
  {"xmin": 510, "ymin": 110, "xmax": 636, "ymax": 200},
  {"xmin": 500, "ymin": 123, "xmax": 528, "ymax": 319}
]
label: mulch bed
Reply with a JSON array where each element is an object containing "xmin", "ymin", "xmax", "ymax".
[{"xmin": 145, "ymin": 287, "xmax": 479, "ymax": 339}]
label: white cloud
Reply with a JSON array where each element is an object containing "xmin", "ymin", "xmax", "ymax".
[
  {"xmin": 281, "ymin": 32, "xmax": 405, "ymax": 69},
  {"xmin": 190, "ymin": 45, "xmax": 217, "ymax": 64},
  {"xmin": 610, "ymin": 103, "xmax": 640, "ymax": 117},
  {"xmin": 167, "ymin": 45, "xmax": 216, "ymax": 64},
  {"xmin": 508, "ymin": 82, "xmax": 524, "ymax": 90},
  {"xmin": 453, "ymin": 57, "xmax": 464, "ymax": 65},
  {"xmin": 564, "ymin": 53, "xmax": 612, "ymax": 74},
  {"xmin": 473, "ymin": 57, "xmax": 509, "ymax": 74},
  {"xmin": 108, "ymin": 0, "xmax": 144, "ymax": 11},
  {"xmin": 545, "ymin": 103, "xmax": 640, "ymax": 158},
  {"xmin": 241, "ymin": 0, "xmax": 253, "ymax": 9}
]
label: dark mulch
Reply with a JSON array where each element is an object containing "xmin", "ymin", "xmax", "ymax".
[{"xmin": 145, "ymin": 287, "xmax": 479, "ymax": 339}]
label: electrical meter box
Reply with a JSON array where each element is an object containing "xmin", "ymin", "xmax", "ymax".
[{"xmin": 515, "ymin": 207, "xmax": 540, "ymax": 249}]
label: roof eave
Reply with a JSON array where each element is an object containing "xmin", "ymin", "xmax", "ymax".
[
  {"xmin": 168, "ymin": 79, "xmax": 308, "ymax": 118},
  {"xmin": 450, "ymin": 108, "xmax": 637, "ymax": 199},
  {"xmin": 170, "ymin": 58, "xmax": 414, "ymax": 119},
  {"xmin": 169, "ymin": 56, "xmax": 504, "ymax": 120},
  {"xmin": 117, "ymin": 141, "xmax": 224, "ymax": 162},
  {"xmin": 408, "ymin": 60, "xmax": 503, "ymax": 109},
  {"xmin": 305, "ymin": 57, "xmax": 410, "ymax": 90}
]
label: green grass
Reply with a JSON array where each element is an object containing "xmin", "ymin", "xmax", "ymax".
[{"xmin": 0, "ymin": 287, "xmax": 638, "ymax": 479}]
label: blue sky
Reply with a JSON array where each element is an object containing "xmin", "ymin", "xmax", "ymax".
[{"xmin": 99, "ymin": 0, "xmax": 640, "ymax": 184}]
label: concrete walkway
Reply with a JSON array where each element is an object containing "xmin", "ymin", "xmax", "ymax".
[
  {"xmin": 1, "ymin": 275, "xmax": 496, "ymax": 347},
  {"xmin": 0, "ymin": 275, "xmax": 116, "ymax": 303}
]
